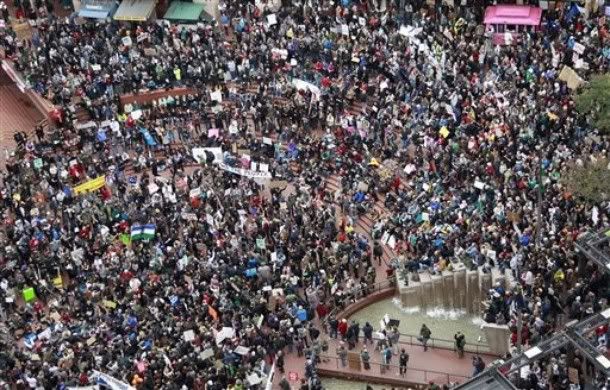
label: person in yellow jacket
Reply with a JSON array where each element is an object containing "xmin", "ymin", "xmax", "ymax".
[{"xmin": 553, "ymin": 268, "xmax": 565, "ymax": 284}]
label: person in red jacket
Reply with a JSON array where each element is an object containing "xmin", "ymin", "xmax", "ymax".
[{"xmin": 338, "ymin": 318, "xmax": 348, "ymax": 340}]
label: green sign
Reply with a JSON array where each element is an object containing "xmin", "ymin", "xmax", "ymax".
[{"xmin": 23, "ymin": 287, "xmax": 36, "ymax": 303}]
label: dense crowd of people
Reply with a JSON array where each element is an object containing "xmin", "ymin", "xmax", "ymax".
[{"xmin": 0, "ymin": 0, "xmax": 609, "ymax": 389}]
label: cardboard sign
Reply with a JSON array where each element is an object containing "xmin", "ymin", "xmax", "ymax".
[
  {"xmin": 558, "ymin": 66, "xmax": 585, "ymax": 90},
  {"xmin": 103, "ymin": 300, "xmax": 117, "ymax": 309},
  {"xmin": 268, "ymin": 180, "xmax": 288, "ymax": 189}
]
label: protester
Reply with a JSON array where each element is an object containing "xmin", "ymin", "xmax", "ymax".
[
  {"xmin": 454, "ymin": 331, "xmax": 466, "ymax": 358},
  {"xmin": 361, "ymin": 347, "xmax": 371, "ymax": 370},
  {"xmin": 399, "ymin": 348, "xmax": 409, "ymax": 376},
  {"xmin": 419, "ymin": 324, "xmax": 432, "ymax": 352},
  {"xmin": 336, "ymin": 343, "xmax": 348, "ymax": 368}
]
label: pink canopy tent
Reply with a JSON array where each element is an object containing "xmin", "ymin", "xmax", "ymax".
[{"xmin": 484, "ymin": 5, "xmax": 543, "ymax": 27}]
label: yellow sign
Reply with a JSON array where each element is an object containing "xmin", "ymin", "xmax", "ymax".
[
  {"xmin": 72, "ymin": 176, "xmax": 106, "ymax": 195},
  {"xmin": 52, "ymin": 276, "xmax": 63, "ymax": 289},
  {"xmin": 103, "ymin": 300, "xmax": 117, "ymax": 309}
]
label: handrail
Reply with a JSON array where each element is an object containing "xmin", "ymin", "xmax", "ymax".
[
  {"xmin": 376, "ymin": 332, "xmax": 491, "ymax": 355},
  {"xmin": 1, "ymin": 59, "xmax": 54, "ymax": 117},
  {"xmin": 326, "ymin": 277, "xmax": 396, "ymax": 318},
  {"xmin": 323, "ymin": 276, "xmax": 493, "ymax": 355},
  {"xmin": 319, "ymin": 354, "xmax": 470, "ymax": 385}
]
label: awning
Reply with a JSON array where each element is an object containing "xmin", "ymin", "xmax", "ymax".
[
  {"xmin": 163, "ymin": 1, "xmax": 205, "ymax": 22},
  {"xmin": 113, "ymin": 0, "xmax": 156, "ymax": 21},
  {"xmin": 78, "ymin": 8, "xmax": 111, "ymax": 19}
]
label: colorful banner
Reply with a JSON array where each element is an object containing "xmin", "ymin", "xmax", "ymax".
[{"xmin": 72, "ymin": 176, "xmax": 106, "ymax": 195}]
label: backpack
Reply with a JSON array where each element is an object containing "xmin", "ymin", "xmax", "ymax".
[{"xmin": 385, "ymin": 348, "xmax": 393, "ymax": 360}]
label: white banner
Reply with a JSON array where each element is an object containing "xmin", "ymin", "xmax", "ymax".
[
  {"xmin": 92, "ymin": 371, "xmax": 135, "ymax": 390},
  {"xmin": 218, "ymin": 162, "xmax": 272, "ymax": 179}
]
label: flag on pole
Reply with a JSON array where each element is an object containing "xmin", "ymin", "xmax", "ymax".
[
  {"xmin": 131, "ymin": 225, "xmax": 143, "ymax": 239},
  {"xmin": 131, "ymin": 224, "xmax": 156, "ymax": 240},
  {"xmin": 141, "ymin": 224, "xmax": 156, "ymax": 240}
]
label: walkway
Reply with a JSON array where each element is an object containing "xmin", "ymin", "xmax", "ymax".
[
  {"xmin": 277, "ymin": 336, "xmax": 494, "ymax": 388},
  {"xmin": 0, "ymin": 67, "xmax": 43, "ymax": 167}
]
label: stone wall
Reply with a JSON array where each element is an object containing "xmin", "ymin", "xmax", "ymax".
[{"xmin": 398, "ymin": 265, "xmax": 515, "ymax": 315}]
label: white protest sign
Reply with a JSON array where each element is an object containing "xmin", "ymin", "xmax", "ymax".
[
  {"xmin": 189, "ymin": 188, "xmax": 201, "ymax": 198},
  {"xmin": 388, "ymin": 235, "xmax": 396, "ymax": 249},
  {"xmin": 137, "ymin": 32, "xmax": 149, "ymax": 43},
  {"xmin": 183, "ymin": 330, "xmax": 195, "ymax": 342},
  {"xmin": 267, "ymin": 14, "xmax": 277, "ymax": 26},
  {"xmin": 147, "ymin": 183, "xmax": 159, "ymax": 194},
  {"xmin": 200, "ymin": 348, "xmax": 214, "ymax": 360},
  {"xmin": 572, "ymin": 42, "xmax": 585, "ymax": 55},
  {"xmin": 210, "ymin": 90, "xmax": 222, "ymax": 102},
  {"xmin": 247, "ymin": 373, "xmax": 262, "ymax": 385},
  {"xmin": 234, "ymin": 345, "xmax": 250, "ymax": 355},
  {"xmin": 271, "ymin": 48, "xmax": 288, "ymax": 59},
  {"xmin": 121, "ymin": 36, "xmax": 132, "ymax": 47},
  {"xmin": 218, "ymin": 162, "xmax": 272, "ymax": 179},
  {"xmin": 215, "ymin": 327, "xmax": 236, "ymax": 345},
  {"xmin": 91, "ymin": 370, "xmax": 136, "ymax": 390},
  {"xmin": 474, "ymin": 181, "xmax": 485, "ymax": 190},
  {"xmin": 381, "ymin": 231, "xmax": 390, "ymax": 245}
]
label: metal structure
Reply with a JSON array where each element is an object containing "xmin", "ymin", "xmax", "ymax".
[
  {"xmin": 455, "ymin": 229, "xmax": 610, "ymax": 390},
  {"xmin": 575, "ymin": 229, "xmax": 610, "ymax": 272}
]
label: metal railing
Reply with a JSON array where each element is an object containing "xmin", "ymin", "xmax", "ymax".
[
  {"xmin": 384, "ymin": 333, "xmax": 491, "ymax": 355},
  {"xmin": 326, "ymin": 277, "xmax": 397, "ymax": 319},
  {"xmin": 319, "ymin": 355, "xmax": 471, "ymax": 386},
  {"xmin": 323, "ymin": 276, "xmax": 493, "ymax": 355}
]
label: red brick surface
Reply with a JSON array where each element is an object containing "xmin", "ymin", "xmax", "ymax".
[{"xmin": 0, "ymin": 67, "xmax": 43, "ymax": 166}]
